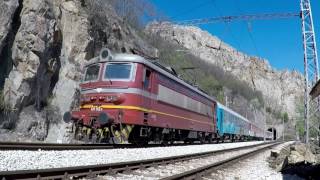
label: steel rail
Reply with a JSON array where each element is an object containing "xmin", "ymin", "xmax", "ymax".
[
  {"xmin": 0, "ymin": 140, "xmax": 240, "ymax": 151},
  {"xmin": 162, "ymin": 142, "xmax": 281, "ymax": 180},
  {"xmin": 0, "ymin": 141, "xmax": 203, "ymax": 150},
  {"xmin": 0, "ymin": 141, "xmax": 277, "ymax": 179},
  {"xmin": 0, "ymin": 141, "xmax": 123, "ymax": 150}
]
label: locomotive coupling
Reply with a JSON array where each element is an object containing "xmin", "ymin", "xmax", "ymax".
[{"xmin": 63, "ymin": 111, "xmax": 112, "ymax": 126}]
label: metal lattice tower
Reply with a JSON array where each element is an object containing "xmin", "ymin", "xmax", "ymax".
[{"xmin": 300, "ymin": 0, "xmax": 319, "ymax": 144}]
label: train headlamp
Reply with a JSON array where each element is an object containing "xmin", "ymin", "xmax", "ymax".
[
  {"xmin": 103, "ymin": 94, "xmax": 125, "ymax": 104},
  {"xmin": 99, "ymin": 48, "xmax": 112, "ymax": 61}
]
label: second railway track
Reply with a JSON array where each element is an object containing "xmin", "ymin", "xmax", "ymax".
[
  {"xmin": 0, "ymin": 141, "xmax": 281, "ymax": 180},
  {"xmin": 162, "ymin": 141, "xmax": 283, "ymax": 180}
]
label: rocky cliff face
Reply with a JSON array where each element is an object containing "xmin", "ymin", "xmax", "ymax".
[
  {"xmin": 146, "ymin": 22, "xmax": 304, "ymax": 120},
  {"xmin": 0, "ymin": 0, "xmax": 20, "ymax": 88},
  {"xmin": 0, "ymin": 0, "xmax": 156, "ymax": 142}
]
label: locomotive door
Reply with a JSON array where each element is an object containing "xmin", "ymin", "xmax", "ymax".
[
  {"xmin": 142, "ymin": 68, "xmax": 152, "ymax": 124},
  {"xmin": 217, "ymin": 108, "xmax": 224, "ymax": 136}
]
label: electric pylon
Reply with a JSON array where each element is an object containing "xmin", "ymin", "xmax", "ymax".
[{"xmin": 300, "ymin": 0, "xmax": 319, "ymax": 144}]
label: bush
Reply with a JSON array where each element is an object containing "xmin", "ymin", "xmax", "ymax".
[
  {"xmin": 282, "ymin": 112, "xmax": 289, "ymax": 123},
  {"xmin": 85, "ymin": 0, "xmax": 164, "ymax": 30}
]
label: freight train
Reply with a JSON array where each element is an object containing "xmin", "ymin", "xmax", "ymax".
[{"xmin": 63, "ymin": 48, "xmax": 273, "ymax": 145}]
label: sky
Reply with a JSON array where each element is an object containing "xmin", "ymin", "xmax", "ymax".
[{"xmin": 150, "ymin": 0, "xmax": 320, "ymax": 73}]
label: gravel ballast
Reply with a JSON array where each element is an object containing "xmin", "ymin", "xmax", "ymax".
[
  {"xmin": 0, "ymin": 141, "xmax": 264, "ymax": 171},
  {"xmin": 99, "ymin": 142, "xmax": 274, "ymax": 179},
  {"xmin": 207, "ymin": 141, "xmax": 302, "ymax": 180}
]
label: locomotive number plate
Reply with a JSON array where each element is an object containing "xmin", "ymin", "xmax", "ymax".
[{"xmin": 90, "ymin": 106, "xmax": 103, "ymax": 111}]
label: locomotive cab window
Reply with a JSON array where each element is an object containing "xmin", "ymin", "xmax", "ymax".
[
  {"xmin": 104, "ymin": 63, "xmax": 133, "ymax": 80},
  {"xmin": 143, "ymin": 69, "xmax": 151, "ymax": 89},
  {"xmin": 84, "ymin": 64, "xmax": 100, "ymax": 82}
]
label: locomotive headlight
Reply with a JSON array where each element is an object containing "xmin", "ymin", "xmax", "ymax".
[
  {"xmin": 80, "ymin": 95, "xmax": 86, "ymax": 105},
  {"xmin": 80, "ymin": 95, "xmax": 91, "ymax": 104},
  {"xmin": 80, "ymin": 95, "xmax": 84, "ymax": 102},
  {"xmin": 110, "ymin": 95, "xmax": 118, "ymax": 101},
  {"xmin": 113, "ymin": 94, "xmax": 125, "ymax": 105},
  {"xmin": 99, "ymin": 48, "xmax": 113, "ymax": 61},
  {"xmin": 104, "ymin": 95, "xmax": 118, "ymax": 102},
  {"xmin": 104, "ymin": 94, "xmax": 125, "ymax": 104},
  {"xmin": 90, "ymin": 96, "xmax": 97, "ymax": 101}
]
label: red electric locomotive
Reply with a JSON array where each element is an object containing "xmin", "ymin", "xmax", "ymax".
[{"xmin": 63, "ymin": 48, "xmax": 217, "ymax": 144}]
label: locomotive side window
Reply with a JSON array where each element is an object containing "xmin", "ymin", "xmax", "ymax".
[
  {"xmin": 84, "ymin": 64, "xmax": 100, "ymax": 82},
  {"xmin": 104, "ymin": 63, "xmax": 132, "ymax": 80},
  {"xmin": 143, "ymin": 69, "xmax": 151, "ymax": 89}
]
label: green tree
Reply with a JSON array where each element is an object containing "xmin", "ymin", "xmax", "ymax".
[
  {"xmin": 295, "ymin": 98, "xmax": 305, "ymax": 139},
  {"xmin": 282, "ymin": 112, "xmax": 289, "ymax": 123}
]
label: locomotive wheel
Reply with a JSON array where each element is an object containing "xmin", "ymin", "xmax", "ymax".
[
  {"xmin": 74, "ymin": 125, "xmax": 82, "ymax": 141},
  {"xmin": 134, "ymin": 139, "xmax": 148, "ymax": 146},
  {"xmin": 170, "ymin": 140, "xmax": 175, "ymax": 145},
  {"xmin": 161, "ymin": 133, "xmax": 171, "ymax": 146},
  {"xmin": 128, "ymin": 126, "xmax": 148, "ymax": 146},
  {"xmin": 130, "ymin": 132, "xmax": 147, "ymax": 146},
  {"xmin": 91, "ymin": 133, "xmax": 97, "ymax": 144},
  {"xmin": 184, "ymin": 139, "xmax": 194, "ymax": 144},
  {"xmin": 97, "ymin": 133, "xmax": 105, "ymax": 143},
  {"xmin": 131, "ymin": 132, "xmax": 148, "ymax": 146},
  {"xmin": 199, "ymin": 137, "xmax": 205, "ymax": 144},
  {"xmin": 208, "ymin": 134, "xmax": 213, "ymax": 143},
  {"xmin": 84, "ymin": 134, "xmax": 90, "ymax": 143}
]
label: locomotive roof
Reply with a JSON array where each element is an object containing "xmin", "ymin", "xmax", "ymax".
[{"xmin": 85, "ymin": 52, "xmax": 217, "ymax": 103}]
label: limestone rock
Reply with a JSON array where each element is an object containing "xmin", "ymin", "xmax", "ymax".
[
  {"xmin": 289, "ymin": 143, "xmax": 317, "ymax": 164},
  {"xmin": 1, "ymin": 0, "xmax": 157, "ymax": 142},
  {"xmin": 16, "ymin": 106, "xmax": 48, "ymax": 141},
  {"xmin": 0, "ymin": 0, "xmax": 19, "ymax": 52},
  {"xmin": 288, "ymin": 150, "xmax": 306, "ymax": 164},
  {"xmin": 146, "ymin": 22, "xmax": 303, "ymax": 120},
  {"xmin": 4, "ymin": 0, "xmax": 58, "ymax": 110},
  {"xmin": 270, "ymin": 142, "xmax": 319, "ymax": 173}
]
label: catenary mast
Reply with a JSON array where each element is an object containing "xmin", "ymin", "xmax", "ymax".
[{"xmin": 300, "ymin": 0, "xmax": 319, "ymax": 144}]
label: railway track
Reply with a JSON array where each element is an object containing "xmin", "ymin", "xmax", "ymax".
[
  {"xmin": 162, "ymin": 141, "xmax": 281, "ymax": 180},
  {"xmin": 0, "ymin": 141, "xmax": 116, "ymax": 150},
  {"xmin": 0, "ymin": 141, "xmax": 202, "ymax": 151},
  {"xmin": 0, "ymin": 140, "xmax": 239, "ymax": 151},
  {"xmin": 0, "ymin": 141, "xmax": 279, "ymax": 179}
]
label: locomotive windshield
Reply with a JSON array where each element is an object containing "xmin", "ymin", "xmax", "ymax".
[
  {"xmin": 84, "ymin": 64, "xmax": 100, "ymax": 81},
  {"xmin": 104, "ymin": 63, "xmax": 133, "ymax": 80}
]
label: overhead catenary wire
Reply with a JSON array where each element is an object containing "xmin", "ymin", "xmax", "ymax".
[
  {"xmin": 233, "ymin": 0, "xmax": 261, "ymax": 58},
  {"xmin": 173, "ymin": 12, "xmax": 300, "ymax": 26},
  {"xmin": 210, "ymin": 0, "xmax": 243, "ymax": 51}
]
